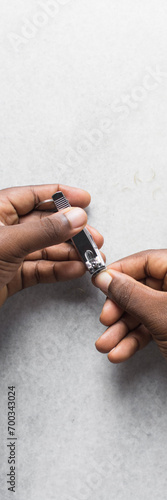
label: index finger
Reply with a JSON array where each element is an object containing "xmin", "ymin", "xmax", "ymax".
[
  {"xmin": 107, "ymin": 249, "xmax": 167, "ymax": 281},
  {"xmin": 0, "ymin": 184, "xmax": 91, "ymax": 219}
]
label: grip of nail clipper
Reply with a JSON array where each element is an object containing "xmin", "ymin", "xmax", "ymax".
[{"xmin": 52, "ymin": 191, "xmax": 106, "ymax": 276}]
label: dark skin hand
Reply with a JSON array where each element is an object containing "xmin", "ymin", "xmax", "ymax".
[
  {"xmin": 93, "ymin": 250, "xmax": 167, "ymax": 363},
  {"xmin": 0, "ymin": 184, "xmax": 105, "ymax": 307}
]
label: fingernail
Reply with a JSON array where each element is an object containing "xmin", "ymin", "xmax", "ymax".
[
  {"xmin": 65, "ymin": 208, "xmax": 87, "ymax": 228},
  {"xmin": 94, "ymin": 271, "xmax": 112, "ymax": 293},
  {"xmin": 102, "ymin": 299, "xmax": 111, "ymax": 313}
]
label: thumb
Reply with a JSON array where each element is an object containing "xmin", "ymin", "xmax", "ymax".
[
  {"xmin": 93, "ymin": 269, "xmax": 167, "ymax": 334},
  {"xmin": 0, "ymin": 207, "xmax": 87, "ymax": 261}
]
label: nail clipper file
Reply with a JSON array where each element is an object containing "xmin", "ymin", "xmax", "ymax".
[{"xmin": 52, "ymin": 191, "xmax": 106, "ymax": 278}]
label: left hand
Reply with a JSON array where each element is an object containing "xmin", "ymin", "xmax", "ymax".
[
  {"xmin": 93, "ymin": 250, "xmax": 167, "ymax": 363},
  {"xmin": 0, "ymin": 184, "xmax": 105, "ymax": 307}
]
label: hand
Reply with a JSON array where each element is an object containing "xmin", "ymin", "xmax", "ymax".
[
  {"xmin": 93, "ymin": 250, "xmax": 167, "ymax": 363},
  {"xmin": 0, "ymin": 184, "xmax": 105, "ymax": 307}
]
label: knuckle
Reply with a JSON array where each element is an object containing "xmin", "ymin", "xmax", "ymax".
[
  {"xmin": 41, "ymin": 248, "xmax": 48, "ymax": 260},
  {"xmin": 34, "ymin": 261, "xmax": 40, "ymax": 284},
  {"xmin": 52, "ymin": 264, "xmax": 60, "ymax": 282},
  {"xmin": 41, "ymin": 215, "xmax": 67, "ymax": 243}
]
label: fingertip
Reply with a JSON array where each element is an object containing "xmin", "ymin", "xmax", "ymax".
[
  {"xmin": 95, "ymin": 337, "xmax": 101, "ymax": 349},
  {"xmin": 100, "ymin": 298, "xmax": 123, "ymax": 326},
  {"xmin": 95, "ymin": 336, "xmax": 111, "ymax": 354},
  {"xmin": 87, "ymin": 192, "xmax": 91, "ymax": 205},
  {"xmin": 86, "ymin": 224, "xmax": 104, "ymax": 248},
  {"xmin": 107, "ymin": 348, "xmax": 118, "ymax": 363},
  {"xmin": 99, "ymin": 312, "xmax": 111, "ymax": 326},
  {"xmin": 99, "ymin": 314, "xmax": 104, "ymax": 324},
  {"xmin": 60, "ymin": 207, "xmax": 87, "ymax": 229},
  {"xmin": 94, "ymin": 271, "xmax": 113, "ymax": 293},
  {"xmin": 95, "ymin": 337, "xmax": 104, "ymax": 352},
  {"xmin": 101, "ymin": 252, "xmax": 106, "ymax": 263},
  {"xmin": 98, "ymin": 234, "xmax": 104, "ymax": 247},
  {"xmin": 108, "ymin": 337, "xmax": 139, "ymax": 363},
  {"xmin": 81, "ymin": 190, "xmax": 91, "ymax": 207},
  {"xmin": 63, "ymin": 185, "xmax": 91, "ymax": 208}
]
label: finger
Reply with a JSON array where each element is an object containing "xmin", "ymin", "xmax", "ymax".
[
  {"xmin": 26, "ymin": 242, "xmax": 78, "ymax": 261},
  {"xmin": 0, "ymin": 184, "xmax": 91, "ymax": 224},
  {"xmin": 20, "ymin": 211, "xmax": 97, "ymax": 225},
  {"xmin": 94, "ymin": 269, "xmax": 167, "ymax": 336},
  {"xmin": 7, "ymin": 260, "xmax": 87, "ymax": 296},
  {"xmin": 107, "ymin": 325, "xmax": 152, "ymax": 363},
  {"xmin": 26, "ymin": 246, "xmax": 106, "ymax": 266},
  {"xmin": 106, "ymin": 249, "xmax": 167, "ymax": 284},
  {"xmin": 0, "ymin": 207, "xmax": 87, "ymax": 261},
  {"xmin": 99, "ymin": 278, "xmax": 149, "ymax": 328},
  {"xmin": 145, "ymin": 277, "xmax": 163, "ymax": 290},
  {"xmin": 19, "ymin": 210, "xmax": 58, "ymax": 224},
  {"xmin": 20, "ymin": 217, "xmax": 104, "ymax": 251},
  {"xmin": 25, "ymin": 224, "xmax": 104, "ymax": 261},
  {"xmin": 95, "ymin": 314, "xmax": 140, "ymax": 353},
  {"xmin": 99, "ymin": 276, "xmax": 162, "ymax": 327},
  {"xmin": 99, "ymin": 298, "xmax": 123, "ymax": 326}
]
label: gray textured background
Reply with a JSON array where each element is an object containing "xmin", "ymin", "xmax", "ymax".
[{"xmin": 1, "ymin": 1, "xmax": 167, "ymax": 499}]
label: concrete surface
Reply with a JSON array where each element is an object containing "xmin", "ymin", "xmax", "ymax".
[{"xmin": 0, "ymin": 1, "xmax": 167, "ymax": 499}]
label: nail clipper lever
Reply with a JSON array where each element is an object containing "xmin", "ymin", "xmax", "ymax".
[{"xmin": 52, "ymin": 191, "xmax": 106, "ymax": 277}]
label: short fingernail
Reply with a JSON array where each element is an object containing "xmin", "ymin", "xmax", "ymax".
[
  {"xmin": 94, "ymin": 271, "xmax": 112, "ymax": 293},
  {"xmin": 102, "ymin": 299, "xmax": 111, "ymax": 314},
  {"xmin": 65, "ymin": 208, "xmax": 87, "ymax": 229}
]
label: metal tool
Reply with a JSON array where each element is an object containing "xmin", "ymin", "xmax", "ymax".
[{"xmin": 36, "ymin": 191, "xmax": 106, "ymax": 277}]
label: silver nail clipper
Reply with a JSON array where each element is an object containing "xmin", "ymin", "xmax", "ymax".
[{"xmin": 36, "ymin": 191, "xmax": 106, "ymax": 278}]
